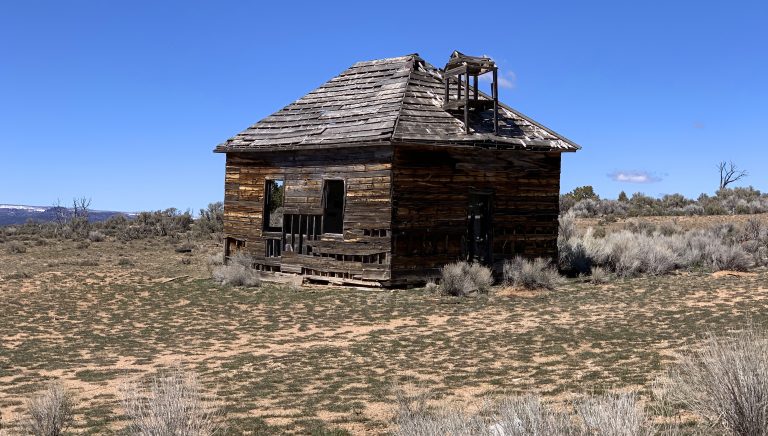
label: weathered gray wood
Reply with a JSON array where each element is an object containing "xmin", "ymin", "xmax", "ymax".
[{"xmin": 214, "ymin": 54, "xmax": 579, "ymax": 153}]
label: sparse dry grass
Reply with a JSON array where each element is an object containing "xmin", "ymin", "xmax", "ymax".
[{"xmin": 0, "ymin": 215, "xmax": 767, "ymax": 434}]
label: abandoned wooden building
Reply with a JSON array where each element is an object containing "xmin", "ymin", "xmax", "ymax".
[{"xmin": 214, "ymin": 51, "xmax": 580, "ymax": 286}]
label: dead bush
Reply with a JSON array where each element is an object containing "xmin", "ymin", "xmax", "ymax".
[
  {"xmin": 440, "ymin": 261, "xmax": 493, "ymax": 296},
  {"xmin": 664, "ymin": 326, "xmax": 768, "ymax": 435},
  {"xmin": 18, "ymin": 382, "xmax": 74, "ymax": 436},
  {"xmin": 503, "ymin": 256, "xmax": 561, "ymax": 290},
  {"xmin": 121, "ymin": 369, "xmax": 224, "ymax": 436}
]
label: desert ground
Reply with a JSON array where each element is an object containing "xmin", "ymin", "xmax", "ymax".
[{"xmin": 1, "ymin": 215, "xmax": 768, "ymax": 434}]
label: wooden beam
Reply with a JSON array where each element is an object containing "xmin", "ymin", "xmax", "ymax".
[
  {"xmin": 492, "ymin": 68, "xmax": 499, "ymax": 135},
  {"xmin": 464, "ymin": 73, "xmax": 469, "ymax": 134},
  {"xmin": 443, "ymin": 65, "xmax": 468, "ymax": 77}
]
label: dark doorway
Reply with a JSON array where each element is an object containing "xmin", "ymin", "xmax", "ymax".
[
  {"xmin": 322, "ymin": 180, "xmax": 345, "ymax": 234},
  {"xmin": 467, "ymin": 192, "xmax": 492, "ymax": 264}
]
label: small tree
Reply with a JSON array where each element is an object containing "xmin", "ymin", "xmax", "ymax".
[
  {"xmin": 70, "ymin": 197, "xmax": 91, "ymax": 238},
  {"xmin": 617, "ymin": 191, "xmax": 629, "ymax": 202},
  {"xmin": 718, "ymin": 161, "xmax": 748, "ymax": 190},
  {"xmin": 567, "ymin": 185, "xmax": 600, "ymax": 202}
]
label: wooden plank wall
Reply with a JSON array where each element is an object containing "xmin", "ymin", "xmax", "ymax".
[
  {"xmin": 223, "ymin": 146, "xmax": 393, "ymax": 284},
  {"xmin": 391, "ymin": 144, "xmax": 561, "ymax": 284}
]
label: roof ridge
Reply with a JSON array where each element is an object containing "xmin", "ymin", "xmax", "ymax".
[{"xmin": 388, "ymin": 55, "xmax": 420, "ymax": 143}]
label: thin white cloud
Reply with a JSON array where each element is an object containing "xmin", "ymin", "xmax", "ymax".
[
  {"xmin": 608, "ymin": 171, "xmax": 662, "ymax": 184},
  {"xmin": 478, "ymin": 71, "xmax": 516, "ymax": 89}
]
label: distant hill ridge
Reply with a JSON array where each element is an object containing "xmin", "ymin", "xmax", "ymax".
[{"xmin": 0, "ymin": 204, "xmax": 135, "ymax": 226}]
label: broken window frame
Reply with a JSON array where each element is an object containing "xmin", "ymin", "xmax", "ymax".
[
  {"xmin": 263, "ymin": 179, "xmax": 285, "ymax": 232},
  {"xmin": 322, "ymin": 179, "xmax": 345, "ymax": 235},
  {"xmin": 224, "ymin": 237, "xmax": 246, "ymax": 260}
]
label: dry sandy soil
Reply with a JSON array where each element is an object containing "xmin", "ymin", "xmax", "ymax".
[{"xmin": 1, "ymin": 216, "xmax": 767, "ymax": 434}]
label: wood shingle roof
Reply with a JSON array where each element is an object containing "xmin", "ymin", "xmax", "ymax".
[{"xmin": 215, "ymin": 54, "xmax": 579, "ymax": 152}]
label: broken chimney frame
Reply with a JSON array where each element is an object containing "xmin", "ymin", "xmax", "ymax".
[{"xmin": 442, "ymin": 51, "xmax": 499, "ymax": 135}]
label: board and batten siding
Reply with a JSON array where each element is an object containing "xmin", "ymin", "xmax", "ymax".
[
  {"xmin": 390, "ymin": 143, "xmax": 561, "ymax": 283},
  {"xmin": 223, "ymin": 146, "xmax": 394, "ymax": 284}
]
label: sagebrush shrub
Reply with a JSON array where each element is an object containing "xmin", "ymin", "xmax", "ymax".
[
  {"xmin": 705, "ymin": 242, "xmax": 751, "ymax": 271},
  {"xmin": 577, "ymin": 393, "xmax": 652, "ymax": 436},
  {"xmin": 19, "ymin": 383, "xmax": 74, "ymax": 436},
  {"xmin": 561, "ymin": 186, "xmax": 768, "ymax": 217},
  {"xmin": 393, "ymin": 388, "xmax": 655, "ymax": 436},
  {"xmin": 87, "ymin": 231, "xmax": 105, "ymax": 242},
  {"xmin": 212, "ymin": 252, "xmax": 259, "ymax": 287},
  {"xmin": 194, "ymin": 202, "xmax": 224, "ymax": 238},
  {"xmin": 503, "ymin": 256, "xmax": 561, "ymax": 290},
  {"xmin": 121, "ymin": 370, "xmax": 223, "ymax": 436},
  {"xmin": 6, "ymin": 241, "xmax": 26, "ymax": 254},
  {"xmin": 440, "ymin": 262, "xmax": 493, "ymax": 296},
  {"xmin": 491, "ymin": 395, "xmax": 577, "ymax": 436},
  {"xmin": 561, "ymin": 224, "xmax": 753, "ymax": 277},
  {"xmin": 212, "ymin": 264, "xmax": 260, "ymax": 287},
  {"xmin": 665, "ymin": 327, "xmax": 768, "ymax": 436},
  {"xmin": 590, "ymin": 266, "xmax": 609, "ymax": 284},
  {"xmin": 392, "ymin": 387, "xmax": 484, "ymax": 436},
  {"xmin": 209, "ymin": 252, "xmax": 225, "ymax": 265}
]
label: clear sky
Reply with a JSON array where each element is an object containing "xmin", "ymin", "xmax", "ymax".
[{"xmin": 1, "ymin": 1, "xmax": 766, "ymax": 212}]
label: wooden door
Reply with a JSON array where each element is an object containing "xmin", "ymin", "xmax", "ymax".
[{"xmin": 466, "ymin": 192, "xmax": 493, "ymax": 264}]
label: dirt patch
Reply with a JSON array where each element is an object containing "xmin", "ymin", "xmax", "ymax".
[
  {"xmin": 711, "ymin": 270, "xmax": 757, "ymax": 278},
  {"xmin": 2, "ymin": 234, "xmax": 768, "ymax": 434}
]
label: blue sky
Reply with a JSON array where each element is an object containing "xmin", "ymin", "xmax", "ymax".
[{"xmin": 1, "ymin": 1, "xmax": 766, "ymax": 212}]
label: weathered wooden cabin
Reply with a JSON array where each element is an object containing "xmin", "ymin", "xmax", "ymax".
[{"xmin": 214, "ymin": 51, "xmax": 579, "ymax": 286}]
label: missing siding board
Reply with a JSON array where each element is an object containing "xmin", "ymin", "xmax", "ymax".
[
  {"xmin": 225, "ymin": 237, "xmax": 246, "ymax": 259},
  {"xmin": 265, "ymin": 238, "xmax": 282, "ymax": 258},
  {"xmin": 322, "ymin": 180, "xmax": 345, "ymax": 234},
  {"xmin": 363, "ymin": 229, "xmax": 389, "ymax": 237},
  {"xmin": 283, "ymin": 214, "xmax": 322, "ymax": 255}
]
